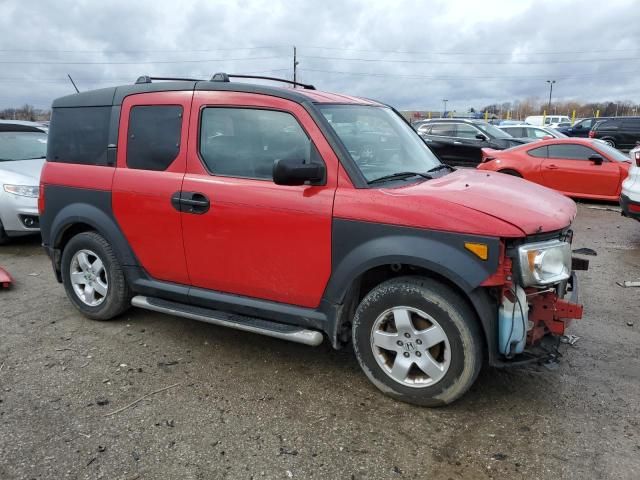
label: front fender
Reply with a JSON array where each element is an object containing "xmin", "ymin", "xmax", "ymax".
[{"xmin": 324, "ymin": 219, "xmax": 500, "ymax": 304}]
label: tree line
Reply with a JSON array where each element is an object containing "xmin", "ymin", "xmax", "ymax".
[
  {"xmin": 481, "ymin": 99, "xmax": 640, "ymax": 120},
  {"xmin": 0, "ymin": 104, "xmax": 50, "ymax": 121}
]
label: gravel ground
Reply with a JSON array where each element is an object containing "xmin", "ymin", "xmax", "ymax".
[{"xmin": 1, "ymin": 203, "xmax": 639, "ymax": 480}]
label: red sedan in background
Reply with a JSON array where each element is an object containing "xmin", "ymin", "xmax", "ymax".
[{"xmin": 477, "ymin": 138, "xmax": 631, "ymax": 201}]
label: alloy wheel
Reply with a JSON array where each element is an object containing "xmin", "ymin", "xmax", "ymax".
[
  {"xmin": 69, "ymin": 249, "xmax": 108, "ymax": 306},
  {"xmin": 370, "ymin": 306, "xmax": 451, "ymax": 388}
]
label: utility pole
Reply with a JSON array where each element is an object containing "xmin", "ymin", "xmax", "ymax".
[
  {"xmin": 442, "ymin": 99, "xmax": 448, "ymax": 117},
  {"xmin": 293, "ymin": 46, "xmax": 299, "ymax": 87},
  {"xmin": 546, "ymin": 80, "xmax": 555, "ymax": 114}
]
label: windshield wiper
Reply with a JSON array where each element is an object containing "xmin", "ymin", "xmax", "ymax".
[
  {"xmin": 427, "ymin": 164, "xmax": 455, "ymax": 173},
  {"xmin": 368, "ymin": 171, "xmax": 433, "ymax": 184}
]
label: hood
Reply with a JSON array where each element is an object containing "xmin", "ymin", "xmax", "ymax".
[
  {"xmin": 395, "ymin": 169, "xmax": 576, "ymax": 236},
  {"xmin": 0, "ymin": 158, "xmax": 45, "ymax": 185}
]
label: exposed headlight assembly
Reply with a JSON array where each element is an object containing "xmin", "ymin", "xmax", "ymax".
[
  {"xmin": 3, "ymin": 185, "xmax": 39, "ymax": 198},
  {"xmin": 518, "ymin": 240, "xmax": 571, "ymax": 286}
]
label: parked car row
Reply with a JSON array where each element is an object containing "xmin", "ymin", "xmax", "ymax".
[
  {"xmin": 413, "ymin": 118, "xmax": 532, "ymax": 167},
  {"xmin": 0, "ymin": 120, "xmax": 47, "ymax": 243}
]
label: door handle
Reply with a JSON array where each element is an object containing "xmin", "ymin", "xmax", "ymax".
[
  {"xmin": 546, "ymin": 164, "xmax": 559, "ymax": 170},
  {"xmin": 171, "ymin": 192, "xmax": 210, "ymax": 214}
]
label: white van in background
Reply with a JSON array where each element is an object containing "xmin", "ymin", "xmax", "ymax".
[{"xmin": 525, "ymin": 115, "xmax": 571, "ymax": 127}]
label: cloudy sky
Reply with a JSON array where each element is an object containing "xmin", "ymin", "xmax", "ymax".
[{"xmin": 1, "ymin": 0, "xmax": 638, "ymax": 112}]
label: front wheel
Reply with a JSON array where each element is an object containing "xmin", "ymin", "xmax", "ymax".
[
  {"xmin": 352, "ymin": 277, "xmax": 483, "ymax": 407},
  {"xmin": 61, "ymin": 231, "xmax": 131, "ymax": 320}
]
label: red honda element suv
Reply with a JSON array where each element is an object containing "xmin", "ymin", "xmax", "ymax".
[{"xmin": 40, "ymin": 74, "xmax": 585, "ymax": 406}]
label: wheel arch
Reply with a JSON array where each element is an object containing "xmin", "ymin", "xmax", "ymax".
[
  {"xmin": 325, "ymin": 222, "xmax": 501, "ymax": 357},
  {"xmin": 48, "ymin": 202, "xmax": 138, "ymax": 279}
]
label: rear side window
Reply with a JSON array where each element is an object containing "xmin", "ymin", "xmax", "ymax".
[
  {"xmin": 527, "ymin": 146, "xmax": 548, "ymax": 158},
  {"xmin": 429, "ymin": 123, "xmax": 455, "ymax": 136},
  {"xmin": 595, "ymin": 119, "xmax": 621, "ymax": 130},
  {"xmin": 126, "ymin": 105, "xmax": 183, "ymax": 171},
  {"xmin": 504, "ymin": 127, "xmax": 525, "ymax": 137},
  {"xmin": 47, "ymin": 106, "xmax": 111, "ymax": 165},
  {"xmin": 199, "ymin": 108, "xmax": 312, "ymax": 180},
  {"xmin": 547, "ymin": 144, "xmax": 598, "ymax": 160}
]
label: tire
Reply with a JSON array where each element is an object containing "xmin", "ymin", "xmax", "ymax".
[
  {"xmin": 61, "ymin": 231, "xmax": 131, "ymax": 320},
  {"xmin": 498, "ymin": 169, "xmax": 522, "ymax": 178},
  {"xmin": 0, "ymin": 220, "xmax": 9, "ymax": 245},
  {"xmin": 602, "ymin": 138, "xmax": 616, "ymax": 148},
  {"xmin": 352, "ymin": 276, "xmax": 483, "ymax": 407}
]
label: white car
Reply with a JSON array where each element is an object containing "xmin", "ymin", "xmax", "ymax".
[
  {"xmin": 525, "ymin": 115, "xmax": 571, "ymax": 127},
  {"xmin": 621, "ymin": 144, "xmax": 640, "ymax": 221},
  {"xmin": 0, "ymin": 121, "xmax": 47, "ymax": 243},
  {"xmin": 499, "ymin": 124, "xmax": 567, "ymax": 140}
]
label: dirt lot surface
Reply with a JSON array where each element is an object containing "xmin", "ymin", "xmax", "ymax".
[{"xmin": 1, "ymin": 203, "xmax": 639, "ymax": 480}]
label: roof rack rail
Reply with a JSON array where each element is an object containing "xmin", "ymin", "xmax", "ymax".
[
  {"xmin": 210, "ymin": 72, "xmax": 315, "ymax": 90},
  {"xmin": 135, "ymin": 75, "xmax": 203, "ymax": 84}
]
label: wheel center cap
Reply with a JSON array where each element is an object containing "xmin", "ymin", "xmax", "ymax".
[{"xmin": 403, "ymin": 341, "xmax": 416, "ymax": 352}]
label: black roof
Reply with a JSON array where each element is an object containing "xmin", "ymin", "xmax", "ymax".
[{"xmin": 52, "ymin": 79, "xmax": 321, "ymax": 109}]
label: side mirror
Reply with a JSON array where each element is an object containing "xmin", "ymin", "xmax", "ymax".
[
  {"xmin": 589, "ymin": 154, "xmax": 604, "ymax": 165},
  {"xmin": 273, "ymin": 158, "xmax": 325, "ymax": 186},
  {"xmin": 475, "ymin": 133, "xmax": 487, "ymax": 141}
]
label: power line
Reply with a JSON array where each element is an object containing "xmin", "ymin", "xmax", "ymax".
[
  {"xmin": 298, "ymin": 67, "xmax": 640, "ymax": 80},
  {"xmin": 0, "ymin": 46, "xmax": 288, "ymax": 54},
  {"xmin": 297, "ymin": 45, "xmax": 640, "ymax": 56},
  {"xmin": 0, "ymin": 56, "xmax": 289, "ymax": 65},
  {"xmin": 300, "ymin": 55, "xmax": 640, "ymax": 65}
]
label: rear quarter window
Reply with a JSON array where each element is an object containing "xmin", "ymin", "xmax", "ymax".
[
  {"xmin": 126, "ymin": 105, "xmax": 183, "ymax": 171},
  {"xmin": 47, "ymin": 106, "xmax": 111, "ymax": 165},
  {"xmin": 527, "ymin": 146, "xmax": 548, "ymax": 158}
]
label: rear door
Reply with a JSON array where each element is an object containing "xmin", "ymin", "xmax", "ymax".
[
  {"xmin": 452, "ymin": 122, "xmax": 486, "ymax": 166},
  {"xmin": 421, "ymin": 122, "xmax": 457, "ymax": 165},
  {"xmin": 541, "ymin": 143, "xmax": 620, "ymax": 197},
  {"xmin": 620, "ymin": 118, "xmax": 640, "ymax": 149},
  {"xmin": 180, "ymin": 91, "xmax": 337, "ymax": 308},
  {"xmin": 112, "ymin": 91, "xmax": 192, "ymax": 284}
]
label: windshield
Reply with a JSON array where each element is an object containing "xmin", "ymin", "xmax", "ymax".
[
  {"xmin": 0, "ymin": 131, "xmax": 47, "ymax": 161},
  {"xmin": 318, "ymin": 105, "xmax": 441, "ymax": 182},
  {"xmin": 478, "ymin": 122, "xmax": 512, "ymax": 139},
  {"xmin": 595, "ymin": 141, "xmax": 631, "ymax": 162}
]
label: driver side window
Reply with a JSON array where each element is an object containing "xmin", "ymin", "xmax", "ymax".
[{"xmin": 456, "ymin": 123, "xmax": 482, "ymax": 139}]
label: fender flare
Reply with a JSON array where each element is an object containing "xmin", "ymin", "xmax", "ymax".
[{"xmin": 49, "ymin": 202, "xmax": 138, "ymax": 267}]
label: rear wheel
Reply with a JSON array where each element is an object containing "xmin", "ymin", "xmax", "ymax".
[
  {"xmin": 498, "ymin": 169, "xmax": 522, "ymax": 178},
  {"xmin": 352, "ymin": 277, "xmax": 483, "ymax": 407},
  {"xmin": 602, "ymin": 138, "xmax": 616, "ymax": 148},
  {"xmin": 61, "ymin": 231, "xmax": 131, "ymax": 320}
]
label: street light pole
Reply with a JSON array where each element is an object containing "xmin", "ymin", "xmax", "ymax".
[
  {"xmin": 546, "ymin": 80, "xmax": 555, "ymax": 113},
  {"xmin": 442, "ymin": 99, "xmax": 448, "ymax": 117}
]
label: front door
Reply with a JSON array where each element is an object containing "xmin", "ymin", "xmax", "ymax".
[
  {"xmin": 181, "ymin": 91, "xmax": 337, "ymax": 308},
  {"xmin": 541, "ymin": 143, "xmax": 620, "ymax": 197},
  {"xmin": 112, "ymin": 91, "xmax": 192, "ymax": 284}
]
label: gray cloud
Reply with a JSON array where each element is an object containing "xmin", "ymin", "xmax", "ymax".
[{"xmin": 0, "ymin": 0, "xmax": 638, "ymax": 111}]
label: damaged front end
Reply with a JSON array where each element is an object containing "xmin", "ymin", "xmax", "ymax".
[{"xmin": 483, "ymin": 229, "xmax": 587, "ymax": 364}]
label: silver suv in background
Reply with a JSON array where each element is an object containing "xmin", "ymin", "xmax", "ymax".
[{"xmin": 0, "ymin": 121, "xmax": 47, "ymax": 243}]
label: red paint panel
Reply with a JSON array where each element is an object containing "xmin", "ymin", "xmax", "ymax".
[
  {"xmin": 111, "ymin": 91, "xmax": 192, "ymax": 285},
  {"xmin": 334, "ymin": 169, "xmax": 575, "ymax": 237},
  {"xmin": 40, "ymin": 162, "xmax": 115, "ymax": 191},
  {"xmin": 182, "ymin": 91, "xmax": 338, "ymax": 308}
]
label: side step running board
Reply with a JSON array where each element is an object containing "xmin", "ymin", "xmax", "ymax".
[{"xmin": 131, "ymin": 296, "xmax": 324, "ymax": 347}]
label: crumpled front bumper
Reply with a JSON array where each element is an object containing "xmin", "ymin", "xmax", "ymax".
[{"xmin": 527, "ymin": 272, "xmax": 583, "ymax": 345}]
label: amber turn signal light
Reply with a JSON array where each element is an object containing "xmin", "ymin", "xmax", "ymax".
[{"xmin": 464, "ymin": 242, "xmax": 488, "ymax": 260}]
